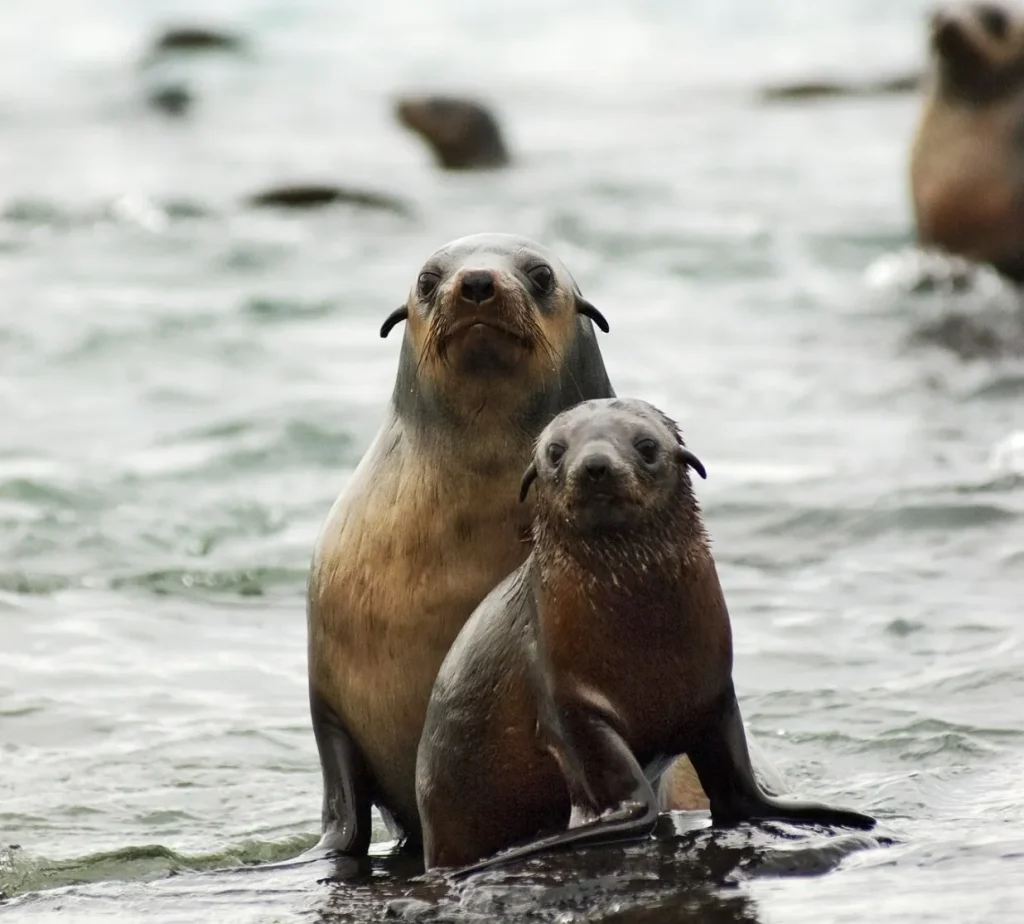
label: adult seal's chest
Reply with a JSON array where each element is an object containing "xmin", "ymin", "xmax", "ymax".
[{"xmin": 308, "ymin": 422, "xmax": 533, "ymax": 822}]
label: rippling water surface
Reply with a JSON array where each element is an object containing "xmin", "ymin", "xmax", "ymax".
[{"xmin": 2, "ymin": 0, "xmax": 1023, "ymax": 921}]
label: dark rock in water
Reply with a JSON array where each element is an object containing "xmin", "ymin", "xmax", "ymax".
[
  {"xmin": 146, "ymin": 84, "xmax": 194, "ymax": 117},
  {"xmin": 303, "ymin": 812, "xmax": 890, "ymax": 922},
  {"xmin": 759, "ymin": 70, "xmax": 921, "ymax": 102},
  {"xmin": 245, "ymin": 184, "xmax": 413, "ymax": 217},
  {"xmin": 909, "ymin": 309, "xmax": 1024, "ymax": 361},
  {"xmin": 394, "ymin": 95, "xmax": 510, "ymax": 170},
  {"xmin": 148, "ymin": 26, "xmax": 245, "ymax": 57}
]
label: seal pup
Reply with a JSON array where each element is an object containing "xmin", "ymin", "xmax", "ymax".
[
  {"xmin": 416, "ymin": 398, "xmax": 876, "ymax": 872},
  {"xmin": 306, "ymin": 233, "xmax": 614, "ymax": 856},
  {"xmin": 910, "ymin": 1, "xmax": 1024, "ymax": 280},
  {"xmin": 395, "ymin": 96, "xmax": 510, "ymax": 170}
]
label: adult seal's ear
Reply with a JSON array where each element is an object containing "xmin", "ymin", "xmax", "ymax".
[
  {"xmin": 380, "ymin": 306, "xmax": 410, "ymax": 339},
  {"xmin": 519, "ymin": 462, "xmax": 538, "ymax": 503},
  {"xmin": 575, "ymin": 297, "xmax": 609, "ymax": 333},
  {"xmin": 679, "ymin": 448, "xmax": 707, "ymax": 480}
]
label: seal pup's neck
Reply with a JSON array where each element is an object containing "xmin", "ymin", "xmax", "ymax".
[{"xmin": 532, "ymin": 477, "xmax": 709, "ymax": 618}]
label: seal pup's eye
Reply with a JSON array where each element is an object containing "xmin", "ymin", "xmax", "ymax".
[
  {"xmin": 417, "ymin": 272, "xmax": 441, "ymax": 299},
  {"xmin": 635, "ymin": 439, "xmax": 659, "ymax": 464},
  {"xmin": 527, "ymin": 265, "xmax": 554, "ymax": 294},
  {"xmin": 547, "ymin": 443, "xmax": 566, "ymax": 466},
  {"xmin": 977, "ymin": 3, "xmax": 1009, "ymax": 39}
]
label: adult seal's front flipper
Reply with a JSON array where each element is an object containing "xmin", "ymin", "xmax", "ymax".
[
  {"xmin": 306, "ymin": 686, "xmax": 374, "ymax": 856},
  {"xmin": 689, "ymin": 685, "xmax": 876, "ymax": 831}
]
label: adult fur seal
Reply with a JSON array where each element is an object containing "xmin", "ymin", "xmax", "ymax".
[
  {"xmin": 910, "ymin": 1, "xmax": 1024, "ymax": 280},
  {"xmin": 416, "ymin": 398, "xmax": 876, "ymax": 873},
  {"xmin": 306, "ymin": 233, "xmax": 614, "ymax": 855}
]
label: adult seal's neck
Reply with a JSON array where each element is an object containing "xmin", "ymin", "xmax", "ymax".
[{"xmin": 389, "ymin": 322, "xmax": 614, "ymax": 453}]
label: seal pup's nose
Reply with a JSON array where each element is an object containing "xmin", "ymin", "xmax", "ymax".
[
  {"xmin": 458, "ymin": 270, "xmax": 496, "ymax": 304},
  {"xmin": 581, "ymin": 453, "xmax": 612, "ymax": 483}
]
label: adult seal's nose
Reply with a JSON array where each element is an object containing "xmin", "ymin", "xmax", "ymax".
[{"xmin": 458, "ymin": 270, "xmax": 496, "ymax": 305}]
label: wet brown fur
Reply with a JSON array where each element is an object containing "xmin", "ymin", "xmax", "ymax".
[{"xmin": 416, "ymin": 400, "xmax": 731, "ymax": 868}]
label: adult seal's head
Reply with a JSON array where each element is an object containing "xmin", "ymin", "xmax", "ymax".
[
  {"xmin": 380, "ymin": 233, "xmax": 608, "ymax": 430},
  {"xmin": 910, "ymin": 1, "xmax": 1024, "ymax": 280},
  {"xmin": 394, "ymin": 96, "xmax": 510, "ymax": 170}
]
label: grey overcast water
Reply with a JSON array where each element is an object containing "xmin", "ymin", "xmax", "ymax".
[{"xmin": 1, "ymin": 0, "xmax": 1023, "ymax": 921}]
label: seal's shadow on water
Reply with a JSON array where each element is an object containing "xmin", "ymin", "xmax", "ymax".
[{"xmin": 303, "ymin": 812, "xmax": 892, "ymax": 923}]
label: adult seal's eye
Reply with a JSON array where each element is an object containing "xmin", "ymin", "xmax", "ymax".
[
  {"xmin": 528, "ymin": 265, "xmax": 554, "ymax": 294},
  {"xmin": 417, "ymin": 272, "xmax": 440, "ymax": 299},
  {"xmin": 547, "ymin": 443, "xmax": 566, "ymax": 466},
  {"xmin": 635, "ymin": 439, "xmax": 658, "ymax": 464}
]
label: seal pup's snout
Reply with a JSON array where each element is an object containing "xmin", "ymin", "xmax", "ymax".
[
  {"xmin": 565, "ymin": 441, "xmax": 633, "ymax": 508},
  {"xmin": 582, "ymin": 452, "xmax": 611, "ymax": 483},
  {"xmin": 457, "ymin": 269, "xmax": 497, "ymax": 306}
]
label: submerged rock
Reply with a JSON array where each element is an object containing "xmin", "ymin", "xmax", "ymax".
[
  {"xmin": 394, "ymin": 95, "xmax": 510, "ymax": 170},
  {"xmin": 759, "ymin": 70, "xmax": 921, "ymax": 101},
  {"xmin": 147, "ymin": 26, "xmax": 246, "ymax": 58},
  {"xmin": 245, "ymin": 184, "xmax": 414, "ymax": 217},
  {"xmin": 146, "ymin": 83, "xmax": 194, "ymax": 117}
]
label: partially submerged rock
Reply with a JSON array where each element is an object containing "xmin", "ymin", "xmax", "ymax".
[
  {"xmin": 245, "ymin": 184, "xmax": 413, "ymax": 217},
  {"xmin": 394, "ymin": 95, "xmax": 509, "ymax": 170}
]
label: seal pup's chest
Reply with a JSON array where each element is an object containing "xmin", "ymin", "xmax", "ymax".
[{"xmin": 537, "ymin": 563, "xmax": 732, "ymax": 757}]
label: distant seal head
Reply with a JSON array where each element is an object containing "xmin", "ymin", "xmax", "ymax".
[
  {"xmin": 394, "ymin": 96, "xmax": 510, "ymax": 170},
  {"xmin": 910, "ymin": 1, "xmax": 1024, "ymax": 280},
  {"xmin": 416, "ymin": 398, "xmax": 876, "ymax": 873},
  {"xmin": 306, "ymin": 233, "xmax": 614, "ymax": 856}
]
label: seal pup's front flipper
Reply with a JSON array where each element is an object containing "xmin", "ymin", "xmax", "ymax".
[
  {"xmin": 688, "ymin": 684, "xmax": 876, "ymax": 831},
  {"xmin": 451, "ymin": 712, "xmax": 659, "ymax": 878},
  {"xmin": 306, "ymin": 687, "xmax": 374, "ymax": 856}
]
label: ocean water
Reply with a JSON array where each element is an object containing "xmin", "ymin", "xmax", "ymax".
[{"xmin": 2, "ymin": 0, "xmax": 1023, "ymax": 921}]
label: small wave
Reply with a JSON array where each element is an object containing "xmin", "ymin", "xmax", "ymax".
[
  {"xmin": 241, "ymin": 296, "xmax": 338, "ymax": 323},
  {"xmin": 0, "ymin": 196, "xmax": 212, "ymax": 234},
  {"xmin": 0, "ymin": 572, "xmax": 73, "ymax": 595},
  {"xmin": 110, "ymin": 565, "xmax": 307, "ymax": 598},
  {"xmin": 0, "ymin": 835, "xmax": 316, "ymax": 900},
  {"xmin": 124, "ymin": 416, "xmax": 355, "ymax": 480},
  {"xmin": 754, "ymin": 500, "xmax": 1017, "ymax": 543},
  {"xmin": 989, "ymin": 432, "xmax": 1024, "ymax": 478}
]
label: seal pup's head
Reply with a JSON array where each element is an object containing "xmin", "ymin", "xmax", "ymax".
[
  {"xmin": 520, "ymin": 398, "xmax": 707, "ymax": 564},
  {"xmin": 382, "ymin": 233, "xmax": 609, "ymax": 432},
  {"xmin": 394, "ymin": 96, "xmax": 509, "ymax": 170},
  {"xmin": 927, "ymin": 1, "xmax": 1024, "ymax": 102}
]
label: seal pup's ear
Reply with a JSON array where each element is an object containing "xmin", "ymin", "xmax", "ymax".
[
  {"xmin": 519, "ymin": 462, "xmax": 538, "ymax": 503},
  {"xmin": 678, "ymin": 447, "xmax": 707, "ymax": 480},
  {"xmin": 575, "ymin": 297, "xmax": 609, "ymax": 333},
  {"xmin": 380, "ymin": 306, "xmax": 409, "ymax": 338}
]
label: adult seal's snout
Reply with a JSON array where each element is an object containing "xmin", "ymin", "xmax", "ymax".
[{"xmin": 458, "ymin": 269, "xmax": 496, "ymax": 305}]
